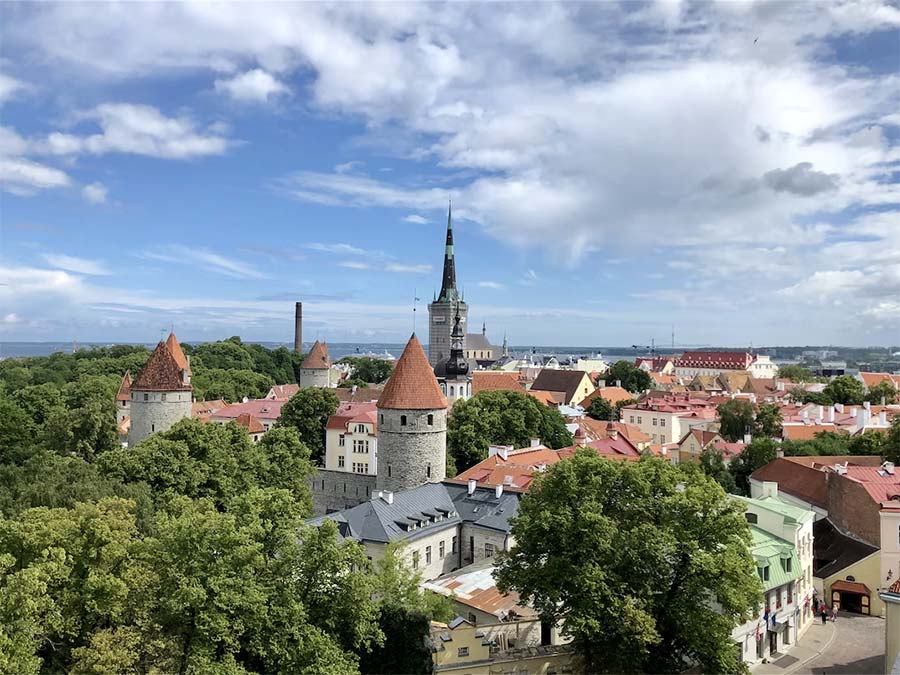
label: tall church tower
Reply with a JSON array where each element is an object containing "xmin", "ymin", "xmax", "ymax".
[
  {"xmin": 376, "ymin": 334, "xmax": 448, "ymax": 493},
  {"xmin": 435, "ymin": 308, "xmax": 471, "ymax": 405},
  {"xmin": 428, "ymin": 204, "xmax": 467, "ymax": 366}
]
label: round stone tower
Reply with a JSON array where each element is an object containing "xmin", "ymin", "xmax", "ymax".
[
  {"xmin": 128, "ymin": 332, "xmax": 193, "ymax": 446},
  {"xmin": 376, "ymin": 333, "xmax": 449, "ymax": 493},
  {"xmin": 299, "ymin": 339, "xmax": 332, "ymax": 388}
]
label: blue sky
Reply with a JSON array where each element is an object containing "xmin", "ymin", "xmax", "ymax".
[{"xmin": 1, "ymin": 1, "xmax": 898, "ymax": 347}]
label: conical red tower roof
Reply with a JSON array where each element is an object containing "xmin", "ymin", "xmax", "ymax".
[
  {"xmin": 301, "ymin": 340, "xmax": 331, "ymax": 369},
  {"xmin": 166, "ymin": 331, "xmax": 190, "ymax": 374},
  {"xmin": 116, "ymin": 371, "xmax": 133, "ymax": 401},
  {"xmin": 132, "ymin": 341, "xmax": 192, "ymax": 391},
  {"xmin": 377, "ymin": 334, "xmax": 448, "ymax": 410}
]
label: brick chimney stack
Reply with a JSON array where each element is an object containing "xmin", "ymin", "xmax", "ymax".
[{"xmin": 293, "ymin": 302, "xmax": 302, "ymax": 353}]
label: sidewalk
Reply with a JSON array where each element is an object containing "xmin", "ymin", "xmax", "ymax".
[{"xmin": 750, "ymin": 621, "xmax": 836, "ymax": 675}]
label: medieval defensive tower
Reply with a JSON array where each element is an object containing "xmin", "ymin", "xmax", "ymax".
[{"xmin": 376, "ymin": 334, "xmax": 448, "ymax": 493}]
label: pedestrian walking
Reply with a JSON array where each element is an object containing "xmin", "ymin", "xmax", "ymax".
[
  {"xmin": 820, "ymin": 607, "xmax": 827, "ymax": 624},
  {"xmin": 831, "ymin": 604, "xmax": 838, "ymax": 622}
]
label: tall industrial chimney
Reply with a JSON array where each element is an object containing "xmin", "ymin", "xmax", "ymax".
[{"xmin": 293, "ymin": 302, "xmax": 302, "ymax": 353}]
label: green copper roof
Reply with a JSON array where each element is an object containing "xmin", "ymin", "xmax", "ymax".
[
  {"xmin": 734, "ymin": 494, "xmax": 815, "ymax": 524},
  {"xmin": 749, "ymin": 526, "xmax": 800, "ymax": 592}
]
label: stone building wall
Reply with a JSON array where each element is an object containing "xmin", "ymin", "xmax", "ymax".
[
  {"xmin": 116, "ymin": 399, "xmax": 130, "ymax": 425},
  {"xmin": 826, "ymin": 471, "xmax": 881, "ymax": 547},
  {"xmin": 364, "ymin": 524, "xmax": 461, "ymax": 581},
  {"xmin": 376, "ymin": 407, "xmax": 447, "ymax": 492},
  {"xmin": 309, "ymin": 468, "xmax": 376, "ymax": 515},
  {"xmin": 299, "ymin": 367, "xmax": 331, "ymax": 389},
  {"xmin": 460, "ymin": 523, "xmax": 511, "ymax": 566},
  {"xmin": 128, "ymin": 390, "xmax": 192, "ymax": 446}
]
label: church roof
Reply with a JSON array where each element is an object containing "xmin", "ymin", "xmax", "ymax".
[
  {"xmin": 465, "ymin": 333, "xmax": 494, "ymax": 351},
  {"xmin": 165, "ymin": 331, "xmax": 190, "ymax": 374},
  {"xmin": 116, "ymin": 371, "xmax": 133, "ymax": 401},
  {"xmin": 132, "ymin": 341, "xmax": 192, "ymax": 392},
  {"xmin": 378, "ymin": 334, "xmax": 448, "ymax": 410},
  {"xmin": 301, "ymin": 340, "xmax": 331, "ymax": 369}
]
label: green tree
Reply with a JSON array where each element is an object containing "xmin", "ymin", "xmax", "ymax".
[
  {"xmin": 339, "ymin": 357, "xmax": 394, "ymax": 385},
  {"xmin": 496, "ymin": 453, "xmax": 760, "ymax": 674},
  {"xmin": 586, "ymin": 396, "xmax": 617, "ymax": 422},
  {"xmin": 867, "ymin": 380, "xmax": 899, "ymax": 405},
  {"xmin": 883, "ymin": 417, "xmax": 900, "ymax": 466},
  {"xmin": 822, "ymin": 375, "xmax": 866, "ymax": 405},
  {"xmin": 256, "ymin": 427, "xmax": 315, "ymax": 515},
  {"xmin": 0, "ymin": 394, "xmax": 36, "ymax": 465},
  {"xmin": 447, "ymin": 390, "xmax": 573, "ymax": 472},
  {"xmin": 191, "ymin": 368, "xmax": 275, "ymax": 402},
  {"xmin": 699, "ymin": 447, "xmax": 738, "ymax": 494},
  {"xmin": 605, "ymin": 361, "xmax": 652, "ymax": 394},
  {"xmin": 790, "ymin": 388, "xmax": 832, "ymax": 406},
  {"xmin": 717, "ymin": 399, "xmax": 756, "ymax": 442},
  {"xmin": 277, "ymin": 389, "xmax": 340, "ymax": 464},
  {"xmin": 753, "ymin": 403, "xmax": 783, "ymax": 438},
  {"xmin": 776, "ymin": 365, "xmax": 815, "ymax": 382},
  {"xmin": 729, "ymin": 438, "xmax": 780, "ymax": 495}
]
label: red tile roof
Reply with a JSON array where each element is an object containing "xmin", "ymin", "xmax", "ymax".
[
  {"xmin": 377, "ymin": 334, "xmax": 448, "ymax": 410},
  {"xmin": 132, "ymin": 341, "xmax": 192, "ymax": 392},
  {"xmin": 887, "ymin": 578, "xmax": 900, "ymax": 594},
  {"xmin": 472, "ymin": 371, "xmax": 524, "ymax": 394},
  {"xmin": 116, "ymin": 371, "xmax": 132, "ymax": 401},
  {"xmin": 301, "ymin": 340, "xmax": 331, "ymax": 369},
  {"xmin": 782, "ymin": 424, "xmax": 848, "ymax": 441},
  {"xmin": 751, "ymin": 458, "xmax": 827, "ymax": 508},
  {"xmin": 212, "ymin": 399, "xmax": 285, "ymax": 421},
  {"xmin": 860, "ymin": 372, "xmax": 900, "ymax": 389},
  {"xmin": 165, "ymin": 331, "xmax": 190, "ymax": 374},
  {"xmin": 235, "ymin": 412, "xmax": 265, "ymax": 434},
  {"xmin": 527, "ymin": 389, "xmax": 565, "ymax": 406},
  {"xmin": 267, "ymin": 384, "xmax": 300, "ymax": 400},
  {"xmin": 578, "ymin": 386, "xmax": 634, "ymax": 408},
  {"xmin": 675, "ymin": 351, "xmax": 754, "ymax": 370}
]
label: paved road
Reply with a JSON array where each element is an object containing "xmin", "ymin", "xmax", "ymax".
[{"xmin": 792, "ymin": 613, "xmax": 884, "ymax": 675}]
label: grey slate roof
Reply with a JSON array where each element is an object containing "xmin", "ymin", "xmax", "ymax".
[
  {"xmin": 813, "ymin": 518, "xmax": 878, "ymax": 579},
  {"xmin": 465, "ymin": 333, "xmax": 495, "ymax": 352},
  {"xmin": 309, "ymin": 481, "xmax": 520, "ymax": 545}
]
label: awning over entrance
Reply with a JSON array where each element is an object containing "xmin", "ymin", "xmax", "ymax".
[{"xmin": 831, "ymin": 580, "xmax": 870, "ymax": 595}]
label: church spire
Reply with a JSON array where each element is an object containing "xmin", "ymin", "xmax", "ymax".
[{"xmin": 437, "ymin": 201, "xmax": 458, "ymax": 302}]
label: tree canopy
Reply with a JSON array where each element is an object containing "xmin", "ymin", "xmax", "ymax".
[
  {"xmin": 338, "ymin": 357, "xmax": 394, "ymax": 385},
  {"xmin": 276, "ymin": 388, "xmax": 340, "ymax": 464},
  {"xmin": 717, "ymin": 399, "xmax": 756, "ymax": 442},
  {"xmin": 604, "ymin": 360, "xmax": 653, "ymax": 394},
  {"xmin": 496, "ymin": 453, "xmax": 760, "ymax": 674},
  {"xmin": 822, "ymin": 375, "xmax": 866, "ymax": 405},
  {"xmin": 775, "ymin": 365, "xmax": 817, "ymax": 383},
  {"xmin": 447, "ymin": 390, "xmax": 573, "ymax": 472},
  {"xmin": 585, "ymin": 396, "xmax": 617, "ymax": 421}
]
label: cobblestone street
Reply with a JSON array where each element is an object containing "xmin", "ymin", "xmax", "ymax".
[{"xmin": 753, "ymin": 613, "xmax": 885, "ymax": 675}]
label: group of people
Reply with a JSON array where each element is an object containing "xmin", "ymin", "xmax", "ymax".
[{"xmin": 817, "ymin": 600, "xmax": 837, "ymax": 624}]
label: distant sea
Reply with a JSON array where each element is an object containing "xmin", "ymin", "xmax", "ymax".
[{"xmin": 0, "ymin": 341, "xmax": 635, "ymax": 362}]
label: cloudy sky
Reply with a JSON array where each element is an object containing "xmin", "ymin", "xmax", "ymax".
[{"xmin": 1, "ymin": 1, "xmax": 898, "ymax": 348}]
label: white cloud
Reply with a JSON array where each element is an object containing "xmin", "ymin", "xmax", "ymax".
[
  {"xmin": 82, "ymin": 182, "xmax": 108, "ymax": 204},
  {"xmin": 2, "ymin": 313, "xmax": 20, "ymax": 324},
  {"xmin": 42, "ymin": 253, "xmax": 110, "ymax": 276},
  {"xmin": 40, "ymin": 103, "xmax": 230, "ymax": 159},
  {"xmin": 339, "ymin": 261, "xmax": 371, "ymax": 270},
  {"xmin": 385, "ymin": 263, "xmax": 431, "ymax": 274},
  {"xmin": 403, "ymin": 214, "xmax": 428, "ymax": 224},
  {"xmin": 0, "ymin": 72, "xmax": 27, "ymax": 103},
  {"xmin": 478, "ymin": 281, "xmax": 505, "ymax": 289},
  {"xmin": 214, "ymin": 68, "xmax": 287, "ymax": 103},
  {"xmin": 306, "ymin": 242, "xmax": 368, "ymax": 256},
  {"xmin": 140, "ymin": 246, "xmax": 266, "ymax": 279},
  {"xmin": 0, "ymin": 156, "xmax": 70, "ymax": 195},
  {"xmin": 335, "ymin": 160, "xmax": 363, "ymax": 174},
  {"xmin": 520, "ymin": 269, "xmax": 539, "ymax": 286}
]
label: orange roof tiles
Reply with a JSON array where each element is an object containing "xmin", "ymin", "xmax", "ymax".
[
  {"xmin": 782, "ymin": 424, "xmax": 848, "ymax": 441},
  {"xmin": 527, "ymin": 389, "xmax": 564, "ymax": 406},
  {"xmin": 472, "ymin": 371, "xmax": 524, "ymax": 394},
  {"xmin": 165, "ymin": 331, "xmax": 190, "ymax": 374},
  {"xmin": 267, "ymin": 384, "xmax": 300, "ymax": 400},
  {"xmin": 301, "ymin": 340, "xmax": 331, "ymax": 369},
  {"xmin": 116, "ymin": 371, "xmax": 132, "ymax": 401},
  {"xmin": 132, "ymin": 341, "xmax": 192, "ymax": 392},
  {"xmin": 377, "ymin": 334, "xmax": 448, "ymax": 410},
  {"xmin": 235, "ymin": 412, "xmax": 265, "ymax": 434},
  {"xmin": 578, "ymin": 386, "xmax": 634, "ymax": 408},
  {"xmin": 860, "ymin": 372, "xmax": 900, "ymax": 389}
]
